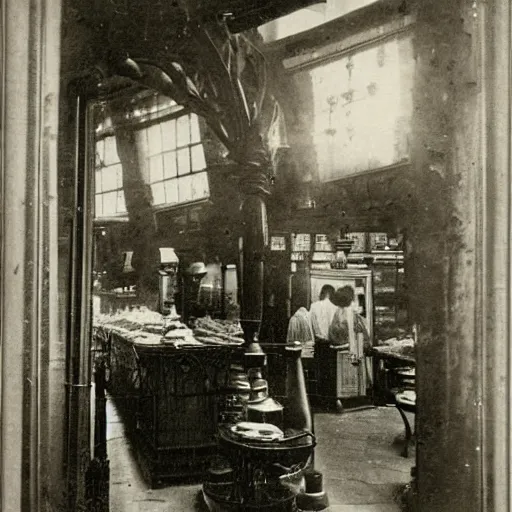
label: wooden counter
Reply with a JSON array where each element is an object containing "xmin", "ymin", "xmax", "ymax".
[
  {"xmin": 370, "ymin": 345, "xmax": 415, "ymax": 365},
  {"xmin": 370, "ymin": 345, "xmax": 415, "ymax": 406},
  {"xmin": 93, "ymin": 324, "xmax": 236, "ymax": 486}
]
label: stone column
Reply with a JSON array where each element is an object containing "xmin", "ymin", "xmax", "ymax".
[
  {"xmin": 0, "ymin": 0, "xmax": 62, "ymax": 510},
  {"xmin": 408, "ymin": 0, "xmax": 487, "ymax": 509}
]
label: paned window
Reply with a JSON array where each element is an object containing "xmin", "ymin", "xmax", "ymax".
[
  {"xmin": 144, "ymin": 113, "xmax": 209, "ymax": 206},
  {"xmin": 95, "ymin": 135, "xmax": 126, "ymax": 218},
  {"xmin": 294, "ymin": 35, "xmax": 414, "ymax": 181},
  {"xmin": 94, "ymin": 107, "xmax": 209, "ymax": 219}
]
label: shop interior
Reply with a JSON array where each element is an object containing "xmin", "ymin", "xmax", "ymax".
[
  {"xmin": 78, "ymin": 2, "xmax": 420, "ymax": 510},
  {"xmin": 4, "ymin": 0, "xmax": 507, "ymax": 509}
]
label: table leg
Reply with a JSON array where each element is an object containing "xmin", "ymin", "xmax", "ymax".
[{"xmin": 396, "ymin": 404, "xmax": 412, "ymax": 458}]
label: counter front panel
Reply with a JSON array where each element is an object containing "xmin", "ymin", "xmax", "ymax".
[{"xmin": 94, "ymin": 324, "xmax": 236, "ymax": 486}]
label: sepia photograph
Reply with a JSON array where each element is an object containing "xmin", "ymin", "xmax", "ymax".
[{"xmin": 0, "ymin": 0, "xmax": 511, "ymax": 510}]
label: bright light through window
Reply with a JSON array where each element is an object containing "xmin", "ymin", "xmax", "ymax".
[
  {"xmin": 295, "ymin": 35, "xmax": 414, "ymax": 181},
  {"xmin": 94, "ymin": 110, "xmax": 209, "ymax": 219},
  {"xmin": 146, "ymin": 114, "xmax": 209, "ymax": 207},
  {"xmin": 95, "ymin": 136, "xmax": 127, "ymax": 218}
]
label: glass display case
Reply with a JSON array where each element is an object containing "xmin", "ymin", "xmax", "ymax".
[
  {"xmin": 310, "ymin": 269, "xmax": 374, "ymax": 411},
  {"xmin": 371, "ymin": 251, "xmax": 408, "ymax": 341}
]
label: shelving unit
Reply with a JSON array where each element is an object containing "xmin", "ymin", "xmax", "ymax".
[{"xmin": 371, "ymin": 251, "xmax": 408, "ymax": 341}]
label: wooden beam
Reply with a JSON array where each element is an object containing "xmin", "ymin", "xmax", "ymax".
[{"xmin": 225, "ymin": 0, "xmax": 327, "ymax": 33}]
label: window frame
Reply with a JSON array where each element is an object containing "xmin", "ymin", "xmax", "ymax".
[
  {"xmin": 142, "ymin": 110, "xmax": 209, "ymax": 208},
  {"xmin": 94, "ymin": 134, "xmax": 127, "ymax": 219},
  {"xmin": 279, "ymin": 10, "xmax": 416, "ymax": 184},
  {"xmin": 289, "ymin": 29, "xmax": 415, "ymax": 183},
  {"xmin": 93, "ymin": 103, "xmax": 210, "ymax": 222}
]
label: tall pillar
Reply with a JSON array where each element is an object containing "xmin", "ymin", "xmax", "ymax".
[
  {"xmin": 0, "ymin": 0, "xmax": 62, "ymax": 511},
  {"xmin": 239, "ymin": 178, "xmax": 269, "ymax": 353},
  {"xmin": 408, "ymin": 0, "xmax": 501, "ymax": 509},
  {"xmin": 482, "ymin": 0, "xmax": 512, "ymax": 509}
]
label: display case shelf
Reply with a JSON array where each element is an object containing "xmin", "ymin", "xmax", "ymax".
[{"xmin": 372, "ymin": 251, "xmax": 408, "ymax": 340}]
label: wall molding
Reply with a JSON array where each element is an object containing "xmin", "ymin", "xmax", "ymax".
[{"xmin": 482, "ymin": 0, "xmax": 512, "ymax": 509}]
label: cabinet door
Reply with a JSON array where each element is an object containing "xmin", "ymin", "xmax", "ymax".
[
  {"xmin": 310, "ymin": 269, "xmax": 374, "ymax": 400},
  {"xmin": 336, "ymin": 345, "xmax": 369, "ymax": 398},
  {"xmin": 337, "ymin": 352, "xmax": 360, "ymax": 397}
]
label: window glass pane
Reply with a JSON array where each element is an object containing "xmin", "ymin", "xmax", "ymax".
[
  {"xmin": 191, "ymin": 144, "xmax": 206, "ymax": 172},
  {"xmin": 191, "ymin": 171, "xmax": 210, "ymax": 199},
  {"xmin": 149, "ymin": 155, "xmax": 164, "ymax": 183},
  {"xmin": 95, "ymin": 195, "xmax": 103, "ymax": 217},
  {"xmin": 114, "ymin": 164, "xmax": 123, "ymax": 188},
  {"xmin": 102, "ymin": 168, "xmax": 118, "ymax": 191},
  {"xmin": 117, "ymin": 191, "xmax": 127, "ymax": 213},
  {"xmin": 296, "ymin": 35, "xmax": 413, "ymax": 181},
  {"xmin": 163, "ymin": 151, "xmax": 177, "ymax": 179},
  {"xmin": 190, "ymin": 114, "xmax": 201, "ymax": 143},
  {"xmin": 177, "ymin": 148, "xmax": 190, "ymax": 176},
  {"xmin": 176, "ymin": 115, "xmax": 190, "ymax": 147},
  {"xmin": 147, "ymin": 124, "xmax": 162, "ymax": 155},
  {"xmin": 95, "ymin": 171, "xmax": 103, "ymax": 193},
  {"xmin": 161, "ymin": 119, "xmax": 177, "ymax": 151},
  {"xmin": 95, "ymin": 139, "xmax": 104, "ymax": 167},
  {"xmin": 103, "ymin": 136, "xmax": 119, "ymax": 166},
  {"xmin": 102, "ymin": 191, "xmax": 117, "ymax": 216},
  {"xmin": 151, "ymin": 183, "xmax": 166, "ymax": 205},
  {"xmin": 178, "ymin": 174, "xmax": 193, "ymax": 203},
  {"xmin": 164, "ymin": 179, "xmax": 179, "ymax": 204},
  {"xmin": 189, "ymin": 175, "xmax": 201, "ymax": 201}
]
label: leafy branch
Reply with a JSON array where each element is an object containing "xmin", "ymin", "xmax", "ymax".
[{"xmin": 110, "ymin": 16, "xmax": 277, "ymax": 179}]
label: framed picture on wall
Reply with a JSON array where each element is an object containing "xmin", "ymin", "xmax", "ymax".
[
  {"xmin": 270, "ymin": 235, "xmax": 287, "ymax": 251},
  {"xmin": 292, "ymin": 233, "xmax": 311, "ymax": 252},
  {"xmin": 345, "ymin": 232, "xmax": 367, "ymax": 253},
  {"xmin": 369, "ymin": 233, "xmax": 388, "ymax": 251}
]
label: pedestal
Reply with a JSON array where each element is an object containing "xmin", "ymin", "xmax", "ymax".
[{"xmin": 203, "ymin": 426, "xmax": 315, "ymax": 512}]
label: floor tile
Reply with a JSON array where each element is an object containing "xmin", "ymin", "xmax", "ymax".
[{"xmin": 107, "ymin": 399, "xmax": 414, "ymax": 511}]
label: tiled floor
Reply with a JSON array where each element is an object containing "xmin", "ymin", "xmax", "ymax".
[
  {"xmin": 313, "ymin": 408, "xmax": 415, "ymax": 511},
  {"xmin": 108, "ymin": 400, "xmax": 414, "ymax": 512}
]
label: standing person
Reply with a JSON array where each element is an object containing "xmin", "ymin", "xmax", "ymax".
[
  {"xmin": 310, "ymin": 285, "xmax": 337, "ymax": 405},
  {"xmin": 309, "ymin": 285, "xmax": 337, "ymax": 343},
  {"xmin": 286, "ymin": 306, "xmax": 315, "ymax": 348},
  {"xmin": 286, "ymin": 306, "xmax": 316, "ymax": 398},
  {"xmin": 329, "ymin": 285, "xmax": 371, "ymax": 362}
]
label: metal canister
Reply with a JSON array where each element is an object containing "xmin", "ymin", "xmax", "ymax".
[
  {"xmin": 219, "ymin": 364, "xmax": 251, "ymax": 424},
  {"xmin": 246, "ymin": 368, "xmax": 284, "ymax": 428},
  {"xmin": 246, "ymin": 396, "xmax": 284, "ymax": 430},
  {"xmin": 158, "ymin": 248, "xmax": 179, "ymax": 315}
]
